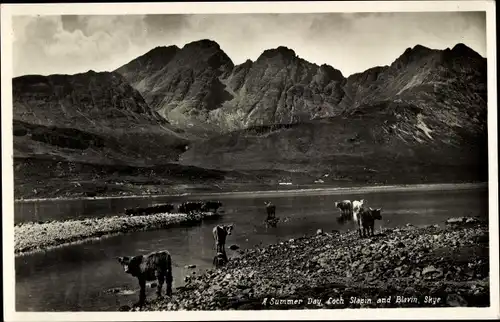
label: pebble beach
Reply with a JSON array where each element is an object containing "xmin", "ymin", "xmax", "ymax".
[{"xmin": 131, "ymin": 217, "xmax": 489, "ymax": 311}]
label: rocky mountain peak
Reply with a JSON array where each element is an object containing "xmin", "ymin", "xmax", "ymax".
[
  {"xmin": 447, "ymin": 43, "xmax": 484, "ymax": 61},
  {"xmin": 318, "ymin": 64, "xmax": 345, "ymax": 81},
  {"xmin": 142, "ymin": 45, "xmax": 180, "ymax": 60},
  {"xmin": 182, "ymin": 39, "xmax": 221, "ymax": 50},
  {"xmin": 173, "ymin": 39, "xmax": 234, "ymax": 71},
  {"xmin": 257, "ymin": 46, "xmax": 297, "ymax": 62}
]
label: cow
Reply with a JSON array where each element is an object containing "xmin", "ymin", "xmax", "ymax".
[
  {"xmin": 202, "ymin": 201, "xmax": 223, "ymax": 212},
  {"xmin": 125, "ymin": 206, "xmax": 145, "ymax": 216},
  {"xmin": 213, "ymin": 252, "xmax": 228, "ymax": 268},
  {"xmin": 334, "ymin": 200, "xmax": 353, "ymax": 221},
  {"xmin": 357, "ymin": 207, "xmax": 382, "ymax": 238},
  {"xmin": 352, "ymin": 199, "xmax": 366, "ymax": 222},
  {"xmin": 150, "ymin": 204, "xmax": 175, "ymax": 214},
  {"xmin": 178, "ymin": 201, "xmax": 204, "ymax": 214},
  {"xmin": 212, "ymin": 224, "xmax": 234, "ymax": 262},
  {"xmin": 264, "ymin": 201, "xmax": 276, "ymax": 220},
  {"xmin": 125, "ymin": 208, "xmax": 136, "ymax": 216},
  {"xmin": 265, "ymin": 217, "xmax": 279, "ymax": 228},
  {"xmin": 125, "ymin": 203, "xmax": 175, "ymax": 216},
  {"xmin": 117, "ymin": 250, "xmax": 173, "ymax": 307}
]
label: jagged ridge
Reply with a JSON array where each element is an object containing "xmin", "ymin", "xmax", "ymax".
[{"xmin": 116, "ymin": 41, "xmax": 487, "ymax": 143}]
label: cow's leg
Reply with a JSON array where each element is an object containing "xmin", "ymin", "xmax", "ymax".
[
  {"xmin": 137, "ymin": 278, "xmax": 146, "ymax": 307},
  {"xmin": 156, "ymin": 271, "xmax": 164, "ymax": 298},
  {"xmin": 222, "ymin": 247, "xmax": 228, "ymax": 262},
  {"xmin": 165, "ymin": 269, "xmax": 173, "ymax": 297}
]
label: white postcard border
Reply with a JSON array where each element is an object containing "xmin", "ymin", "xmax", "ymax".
[{"xmin": 1, "ymin": 1, "xmax": 498, "ymax": 321}]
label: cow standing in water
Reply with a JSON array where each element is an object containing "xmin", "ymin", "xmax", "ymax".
[
  {"xmin": 212, "ymin": 224, "xmax": 234, "ymax": 265},
  {"xmin": 357, "ymin": 207, "xmax": 382, "ymax": 238},
  {"xmin": 117, "ymin": 250, "xmax": 173, "ymax": 307},
  {"xmin": 334, "ymin": 200, "xmax": 353, "ymax": 223},
  {"xmin": 352, "ymin": 199, "xmax": 366, "ymax": 222},
  {"xmin": 264, "ymin": 201, "xmax": 278, "ymax": 227}
]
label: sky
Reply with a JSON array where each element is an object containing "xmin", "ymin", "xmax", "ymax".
[{"xmin": 12, "ymin": 12, "xmax": 486, "ymax": 78}]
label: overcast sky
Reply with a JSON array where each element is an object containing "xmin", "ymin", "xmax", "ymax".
[{"xmin": 12, "ymin": 12, "xmax": 486, "ymax": 78}]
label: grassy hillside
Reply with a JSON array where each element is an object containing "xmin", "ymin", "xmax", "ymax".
[
  {"xmin": 179, "ymin": 106, "xmax": 488, "ymax": 185},
  {"xmin": 13, "ymin": 156, "xmax": 321, "ymax": 199},
  {"xmin": 13, "ymin": 120, "xmax": 189, "ymax": 166}
]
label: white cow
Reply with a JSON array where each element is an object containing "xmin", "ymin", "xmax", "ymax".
[{"xmin": 352, "ymin": 199, "xmax": 366, "ymax": 222}]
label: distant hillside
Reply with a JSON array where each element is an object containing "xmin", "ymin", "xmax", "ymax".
[
  {"xmin": 179, "ymin": 111, "xmax": 488, "ymax": 185},
  {"xmin": 13, "ymin": 156, "xmax": 317, "ymax": 199},
  {"xmin": 12, "ymin": 71, "xmax": 190, "ymax": 166}
]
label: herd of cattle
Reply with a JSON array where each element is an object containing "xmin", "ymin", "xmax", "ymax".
[
  {"xmin": 117, "ymin": 197, "xmax": 383, "ymax": 307},
  {"xmin": 334, "ymin": 199, "xmax": 383, "ymax": 238},
  {"xmin": 124, "ymin": 201, "xmax": 223, "ymax": 216}
]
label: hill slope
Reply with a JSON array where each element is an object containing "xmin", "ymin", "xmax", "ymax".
[
  {"xmin": 179, "ymin": 111, "xmax": 488, "ymax": 185},
  {"xmin": 12, "ymin": 69, "xmax": 319, "ymax": 199},
  {"xmin": 13, "ymin": 71, "xmax": 190, "ymax": 166},
  {"xmin": 12, "ymin": 71, "xmax": 228, "ymax": 199}
]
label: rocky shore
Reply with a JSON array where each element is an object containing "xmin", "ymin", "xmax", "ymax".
[
  {"xmin": 14, "ymin": 212, "xmax": 219, "ymax": 256},
  {"xmin": 135, "ymin": 217, "xmax": 489, "ymax": 311}
]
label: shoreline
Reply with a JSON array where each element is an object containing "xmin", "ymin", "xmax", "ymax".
[
  {"xmin": 14, "ymin": 182, "xmax": 488, "ymax": 203},
  {"xmin": 14, "ymin": 211, "xmax": 220, "ymax": 257},
  {"xmin": 136, "ymin": 217, "xmax": 490, "ymax": 311}
]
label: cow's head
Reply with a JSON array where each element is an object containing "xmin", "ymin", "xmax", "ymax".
[
  {"xmin": 264, "ymin": 201, "xmax": 270, "ymax": 206},
  {"xmin": 370, "ymin": 207, "xmax": 382, "ymax": 220},
  {"xmin": 117, "ymin": 255, "xmax": 142, "ymax": 275},
  {"xmin": 117, "ymin": 256, "xmax": 132, "ymax": 274},
  {"xmin": 224, "ymin": 224, "xmax": 234, "ymax": 235},
  {"xmin": 334, "ymin": 202, "xmax": 339, "ymax": 208}
]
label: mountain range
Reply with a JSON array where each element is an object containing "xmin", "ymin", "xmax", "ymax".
[{"xmin": 12, "ymin": 39, "xmax": 488, "ymax": 198}]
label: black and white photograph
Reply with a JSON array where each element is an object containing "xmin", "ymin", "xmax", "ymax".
[{"xmin": 1, "ymin": 1, "xmax": 498, "ymax": 320}]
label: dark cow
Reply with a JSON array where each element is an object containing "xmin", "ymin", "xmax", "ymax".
[
  {"xmin": 178, "ymin": 201, "xmax": 204, "ymax": 214},
  {"xmin": 201, "ymin": 201, "xmax": 223, "ymax": 212},
  {"xmin": 264, "ymin": 201, "xmax": 276, "ymax": 220},
  {"xmin": 125, "ymin": 204, "xmax": 175, "ymax": 216},
  {"xmin": 334, "ymin": 200, "xmax": 353, "ymax": 222},
  {"xmin": 213, "ymin": 252, "xmax": 228, "ymax": 268},
  {"xmin": 265, "ymin": 217, "xmax": 279, "ymax": 228},
  {"xmin": 150, "ymin": 204, "xmax": 175, "ymax": 214},
  {"xmin": 117, "ymin": 250, "xmax": 173, "ymax": 307},
  {"xmin": 357, "ymin": 207, "xmax": 382, "ymax": 238},
  {"xmin": 212, "ymin": 224, "xmax": 234, "ymax": 263}
]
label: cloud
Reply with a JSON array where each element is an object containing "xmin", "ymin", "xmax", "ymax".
[{"xmin": 12, "ymin": 12, "xmax": 486, "ymax": 77}]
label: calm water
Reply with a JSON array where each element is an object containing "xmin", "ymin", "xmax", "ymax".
[{"xmin": 15, "ymin": 187, "xmax": 488, "ymax": 311}]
